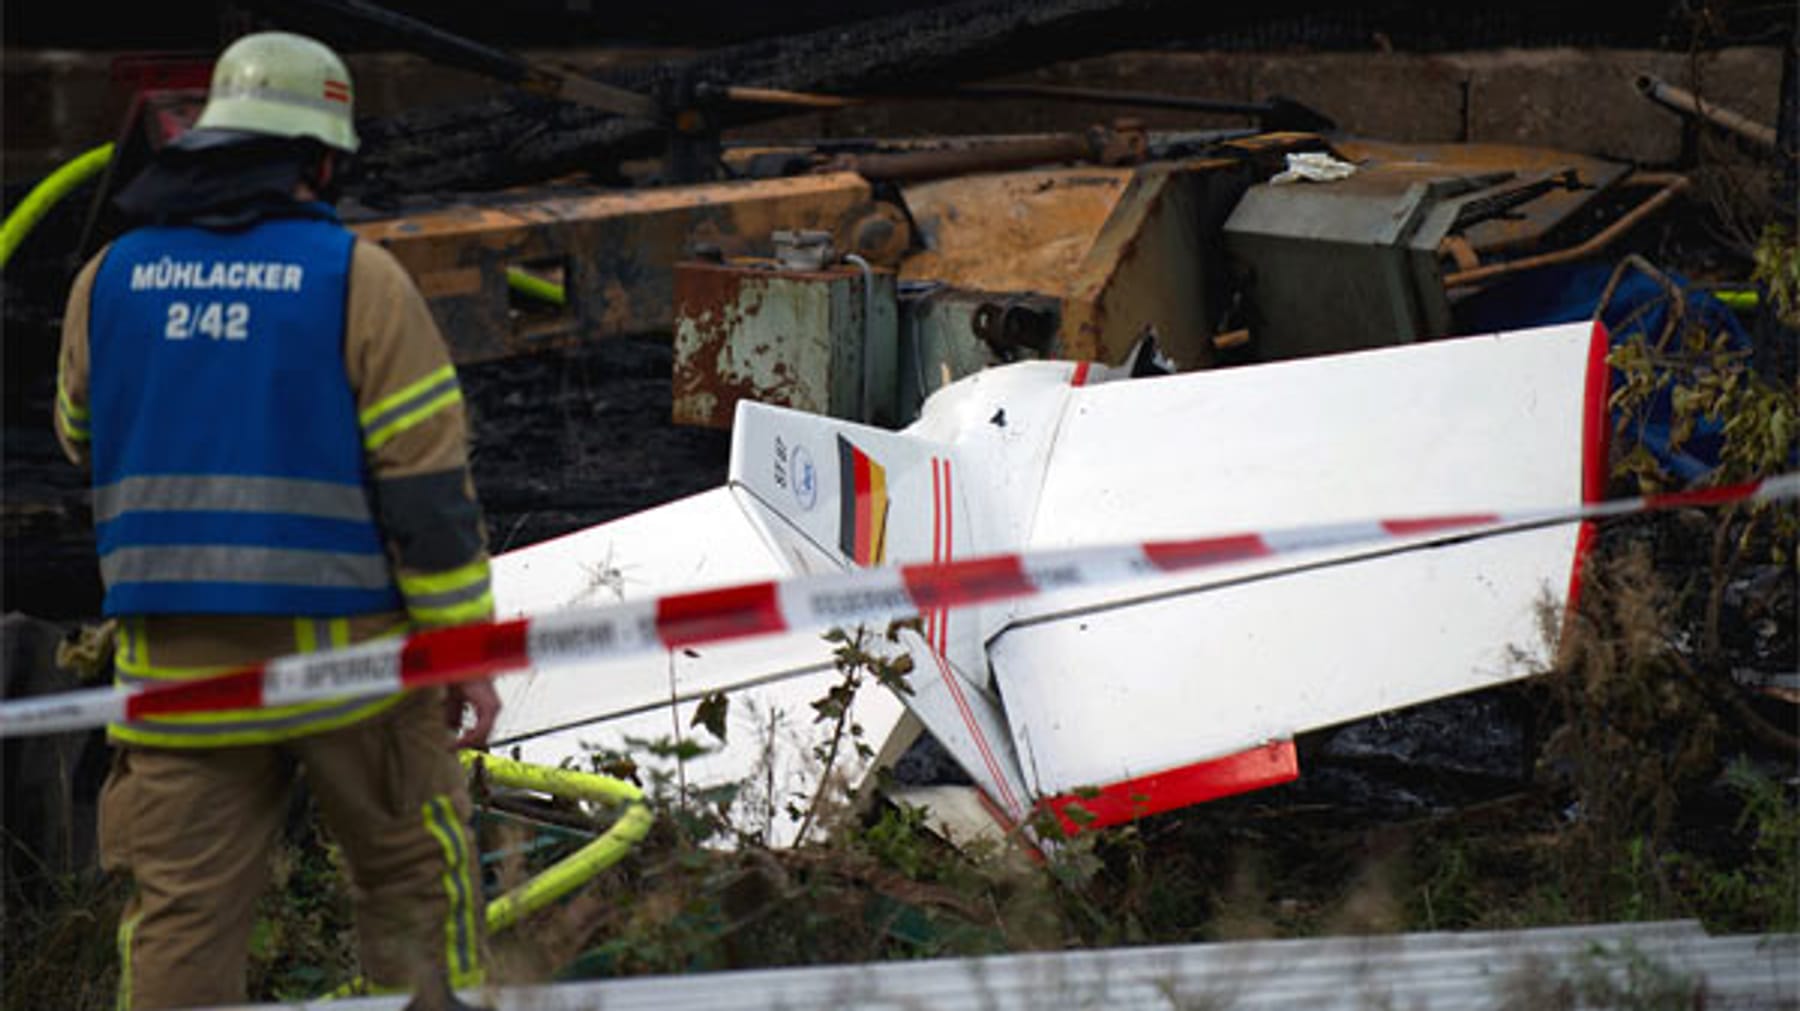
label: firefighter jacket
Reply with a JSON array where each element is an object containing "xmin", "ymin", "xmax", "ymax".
[{"xmin": 57, "ymin": 201, "xmax": 494, "ymax": 747}]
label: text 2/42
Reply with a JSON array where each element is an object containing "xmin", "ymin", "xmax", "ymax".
[{"xmin": 165, "ymin": 302, "xmax": 250, "ymax": 341}]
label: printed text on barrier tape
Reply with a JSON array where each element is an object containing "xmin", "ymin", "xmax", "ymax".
[{"xmin": 2, "ymin": 474, "xmax": 1794, "ymax": 738}]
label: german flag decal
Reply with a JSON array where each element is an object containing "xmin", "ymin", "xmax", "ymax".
[{"xmin": 837, "ymin": 435, "xmax": 889, "ymax": 566}]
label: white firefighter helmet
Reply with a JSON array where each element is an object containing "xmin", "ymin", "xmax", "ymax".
[{"xmin": 191, "ymin": 31, "xmax": 359, "ymax": 152}]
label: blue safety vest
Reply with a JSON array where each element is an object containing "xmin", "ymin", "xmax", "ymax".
[{"xmin": 87, "ymin": 204, "xmax": 402, "ymax": 616}]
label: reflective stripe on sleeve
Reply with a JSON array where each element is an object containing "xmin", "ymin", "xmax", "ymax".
[
  {"xmin": 406, "ymin": 590, "xmax": 494, "ymax": 628},
  {"xmin": 361, "ymin": 365, "xmax": 462, "ymax": 451},
  {"xmin": 399, "ymin": 559, "xmax": 493, "ymax": 628},
  {"xmin": 57, "ymin": 381, "xmax": 90, "ymax": 442}
]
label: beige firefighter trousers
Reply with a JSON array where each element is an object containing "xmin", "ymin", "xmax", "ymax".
[{"xmin": 98, "ymin": 687, "xmax": 484, "ymax": 1010}]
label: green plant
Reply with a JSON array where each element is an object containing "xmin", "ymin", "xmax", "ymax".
[
  {"xmin": 1532, "ymin": 231, "xmax": 1798, "ymax": 931},
  {"xmin": 245, "ymin": 817, "xmax": 359, "ymax": 1000},
  {"xmin": 1751, "ymin": 224, "xmax": 1799, "ymax": 329},
  {"xmin": 1719, "ymin": 760, "xmax": 1800, "ymax": 930},
  {"xmin": 1538, "ymin": 546, "xmax": 1716, "ymax": 920},
  {"xmin": 0, "ymin": 867, "xmax": 125, "ymax": 1011},
  {"xmin": 781, "ymin": 623, "xmax": 915, "ymax": 843},
  {"xmin": 859, "ymin": 800, "xmax": 934, "ymax": 879},
  {"xmin": 1497, "ymin": 940, "xmax": 1703, "ymax": 1010}
]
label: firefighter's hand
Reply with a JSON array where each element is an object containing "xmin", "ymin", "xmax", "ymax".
[{"xmin": 446, "ymin": 677, "xmax": 501, "ymax": 750}]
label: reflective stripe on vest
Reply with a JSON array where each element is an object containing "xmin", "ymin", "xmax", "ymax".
[
  {"xmin": 107, "ymin": 616, "xmax": 410, "ymax": 747},
  {"xmin": 101, "ymin": 544, "xmax": 390, "ymax": 588},
  {"xmin": 87, "ymin": 206, "xmax": 401, "ymax": 617},
  {"xmin": 92, "ymin": 474, "xmax": 376, "ymax": 524}
]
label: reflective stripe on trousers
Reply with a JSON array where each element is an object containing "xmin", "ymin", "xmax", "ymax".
[{"xmin": 422, "ymin": 794, "xmax": 483, "ymax": 988}]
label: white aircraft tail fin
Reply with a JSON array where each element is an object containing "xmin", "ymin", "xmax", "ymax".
[
  {"xmin": 728, "ymin": 398, "xmax": 963, "ymax": 574},
  {"xmin": 728, "ymin": 400, "xmax": 1037, "ymax": 833}
]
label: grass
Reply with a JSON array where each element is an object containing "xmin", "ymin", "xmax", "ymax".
[{"xmin": 1, "ymin": 866, "xmax": 124, "ymax": 1011}]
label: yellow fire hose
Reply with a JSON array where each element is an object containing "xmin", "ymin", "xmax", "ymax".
[
  {"xmin": 2, "ymin": 144, "xmax": 570, "ymax": 305},
  {"xmin": 505, "ymin": 268, "xmax": 567, "ymax": 307},
  {"xmin": 1712, "ymin": 289, "xmax": 1760, "ymax": 311},
  {"xmin": 330, "ymin": 751, "xmax": 652, "ymax": 998},
  {"xmin": 0, "ymin": 142, "xmax": 114, "ymax": 270},
  {"xmin": 460, "ymin": 750, "xmax": 654, "ymax": 933}
]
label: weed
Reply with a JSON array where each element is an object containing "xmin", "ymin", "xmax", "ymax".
[
  {"xmin": 1662, "ymin": 760, "xmax": 1800, "ymax": 933},
  {"xmin": 0, "ymin": 868, "xmax": 125, "ymax": 1011},
  {"xmin": 1530, "ymin": 225, "xmax": 1797, "ymax": 931},
  {"xmin": 246, "ymin": 810, "xmax": 358, "ymax": 1000},
  {"xmin": 859, "ymin": 800, "xmax": 934, "ymax": 879},
  {"xmin": 1497, "ymin": 939, "xmax": 1704, "ymax": 1011},
  {"xmin": 791, "ymin": 624, "xmax": 915, "ymax": 844}
]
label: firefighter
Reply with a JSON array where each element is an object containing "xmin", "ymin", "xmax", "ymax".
[{"xmin": 54, "ymin": 31, "xmax": 498, "ymax": 1009}]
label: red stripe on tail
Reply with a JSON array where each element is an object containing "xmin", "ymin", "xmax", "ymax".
[
  {"xmin": 936, "ymin": 458, "xmax": 950, "ymax": 640},
  {"xmin": 1043, "ymin": 740, "xmax": 1299, "ymax": 835},
  {"xmin": 1568, "ymin": 318, "xmax": 1615, "ymax": 619},
  {"xmin": 927, "ymin": 646, "xmax": 1023, "ymax": 819},
  {"xmin": 939, "ymin": 460, "xmax": 955, "ymax": 653},
  {"xmin": 1580, "ymin": 319, "xmax": 1613, "ymax": 507}
]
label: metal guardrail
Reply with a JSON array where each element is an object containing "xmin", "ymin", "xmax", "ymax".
[{"xmin": 299, "ymin": 919, "xmax": 1795, "ymax": 1010}]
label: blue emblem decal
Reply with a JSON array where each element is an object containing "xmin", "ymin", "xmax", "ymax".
[{"xmin": 792, "ymin": 445, "xmax": 818, "ymax": 511}]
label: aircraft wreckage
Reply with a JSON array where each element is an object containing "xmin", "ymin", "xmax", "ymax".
[
  {"xmin": 488, "ymin": 319, "xmax": 1612, "ymax": 845},
  {"xmin": 8, "ymin": 0, "xmax": 1781, "ymax": 850}
]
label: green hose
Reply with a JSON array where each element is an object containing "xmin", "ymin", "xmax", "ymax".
[
  {"xmin": 1713, "ymin": 289, "xmax": 1760, "ymax": 311},
  {"xmin": 0, "ymin": 142, "xmax": 578, "ymax": 311},
  {"xmin": 506, "ymin": 267, "xmax": 567, "ymax": 306},
  {"xmin": 462, "ymin": 751, "xmax": 652, "ymax": 933},
  {"xmin": 0, "ymin": 143, "xmax": 114, "ymax": 270},
  {"xmin": 326, "ymin": 752, "xmax": 651, "ymax": 999}
]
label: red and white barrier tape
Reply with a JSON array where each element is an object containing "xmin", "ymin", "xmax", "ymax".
[{"xmin": 4, "ymin": 474, "xmax": 1794, "ymax": 738}]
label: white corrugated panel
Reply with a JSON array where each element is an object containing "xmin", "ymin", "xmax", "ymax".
[{"xmin": 272, "ymin": 921, "xmax": 1797, "ymax": 1011}]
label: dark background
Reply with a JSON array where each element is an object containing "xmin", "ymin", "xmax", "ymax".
[{"xmin": 5, "ymin": 0, "xmax": 1792, "ymax": 51}]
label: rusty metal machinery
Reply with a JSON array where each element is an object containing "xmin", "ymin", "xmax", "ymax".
[
  {"xmin": 350, "ymin": 173, "xmax": 906, "ymax": 363},
  {"xmin": 1222, "ymin": 139, "xmax": 1670, "ymax": 360},
  {"xmin": 294, "ymin": 4, "xmax": 1682, "ymax": 429},
  {"xmin": 344, "ymin": 124, "xmax": 1681, "ymax": 430},
  {"xmin": 672, "ymin": 237, "xmax": 900, "ymax": 429},
  {"xmin": 33, "ymin": 0, "xmax": 1694, "ymax": 433}
]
